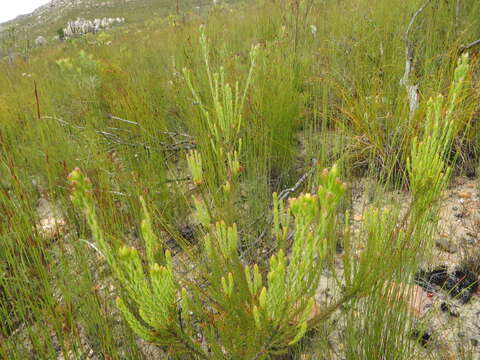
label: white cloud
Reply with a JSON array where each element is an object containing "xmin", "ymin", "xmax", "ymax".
[{"xmin": 0, "ymin": 0, "xmax": 50, "ymax": 24}]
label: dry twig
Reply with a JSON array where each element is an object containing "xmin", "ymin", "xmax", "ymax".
[
  {"xmin": 460, "ymin": 39, "xmax": 480, "ymax": 53},
  {"xmin": 400, "ymin": 0, "xmax": 436, "ymax": 116},
  {"xmin": 42, "ymin": 115, "xmax": 196, "ymax": 152}
]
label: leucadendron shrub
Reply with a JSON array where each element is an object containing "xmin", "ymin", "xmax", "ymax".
[
  {"xmin": 69, "ymin": 164, "xmax": 359, "ymax": 359},
  {"xmin": 344, "ymin": 53, "xmax": 471, "ymax": 360}
]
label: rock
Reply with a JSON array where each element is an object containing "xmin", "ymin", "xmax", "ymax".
[
  {"xmin": 63, "ymin": 17, "xmax": 125, "ymax": 38},
  {"xmin": 462, "ymin": 235, "xmax": 476, "ymax": 246},
  {"xmin": 459, "ymin": 191, "xmax": 472, "ymax": 199},
  {"xmin": 353, "ymin": 214, "xmax": 363, "ymax": 222},
  {"xmin": 435, "ymin": 238, "xmax": 458, "ymax": 253},
  {"xmin": 36, "ymin": 197, "xmax": 66, "ymax": 240},
  {"xmin": 412, "ymin": 327, "xmax": 433, "ymax": 346},
  {"xmin": 93, "ymin": 18, "xmax": 102, "ymax": 32},
  {"xmin": 470, "ymin": 336, "xmax": 480, "ymax": 347},
  {"xmin": 382, "ymin": 283, "xmax": 434, "ymax": 318},
  {"xmin": 35, "ymin": 36, "xmax": 47, "ymax": 46},
  {"xmin": 407, "ymin": 284, "xmax": 435, "ymax": 318},
  {"xmin": 440, "ymin": 302, "xmax": 459, "ymax": 317}
]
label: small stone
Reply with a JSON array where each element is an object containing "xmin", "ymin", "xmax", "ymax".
[
  {"xmin": 412, "ymin": 328, "xmax": 433, "ymax": 346},
  {"xmin": 35, "ymin": 35, "xmax": 47, "ymax": 46},
  {"xmin": 36, "ymin": 198, "xmax": 67, "ymax": 240},
  {"xmin": 435, "ymin": 238, "xmax": 458, "ymax": 253},
  {"xmin": 353, "ymin": 214, "xmax": 363, "ymax": 222},
  {"xmin": 463, "ymin": 236, "xmax": 476, "ymax": 245},
  {"xmin": 459, "ymin": 191, "xmax": 472, "ymax": 199},
  {"xmin": 440, "ymin": 302, "xmax": 459, "ymax": 317},
  {"xmin": 471, "ymin": 337, "xmax": 480, "ymax": 347},
  {"xmin": 386, "ymin": 283, "xmax": 433, "ymax": 318}
]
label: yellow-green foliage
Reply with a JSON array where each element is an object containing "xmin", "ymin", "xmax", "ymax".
[
  {"xmin": 344, "ymin": 54, "xmax": 472, "ymax": 360},
  {"xmin": 409, "ymin": 54, "xmax": 470, "ymax": 211},
  {"xmin": 69, "ymin": 164, "xmax": 352, "ymax": 358}
]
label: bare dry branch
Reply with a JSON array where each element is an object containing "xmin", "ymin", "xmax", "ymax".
[
  {"xmin": 278, "ymin": 158, "xmax": 318, "ymax": 201},
  {"xmin": 43, "ymin": 115, "xmax": 196, "ymax": 152},
  {"xmin": 460, "ymin": 38, "xmax": 480, "ymax": 53},
  {"xmin": 107, "ymin": 113, "xmax": 140, "ymax": 126},
  {"xmin": 247, "ymin": 159, "xmax": 319, "ymax": 259},
  {"xmin": 400, "ymin": 0, "xmax": 436, "ymax": 116},
  {"xmin": 400, "ymin": 0, "xmax": 435, "ymax": 87}
]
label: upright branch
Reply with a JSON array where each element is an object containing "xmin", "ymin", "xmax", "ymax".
[
  {"xmin": 34, "ymin": 80, "xmax": 41, "ymax": 120},
  {"xmin": 400, "ymin": 0, "xmax": 435, "ymax": 87},
  {"xmin": 400, "ymin": 0, "xmax": 436, "ymax": 116}
]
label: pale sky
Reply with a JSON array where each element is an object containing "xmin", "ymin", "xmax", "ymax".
[{"xmin": 0, "ymin": 0, "xmax": 49, "ymax": 23}]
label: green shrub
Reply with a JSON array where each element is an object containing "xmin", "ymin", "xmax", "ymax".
[{"xmin": 69, "ymin": 163, "xmax": 357, "ymax": 358}]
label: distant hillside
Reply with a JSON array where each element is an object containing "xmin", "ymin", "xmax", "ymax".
[{"xmin": 0, "ymin": 0, "xmax": 209, "ymax": 41}]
